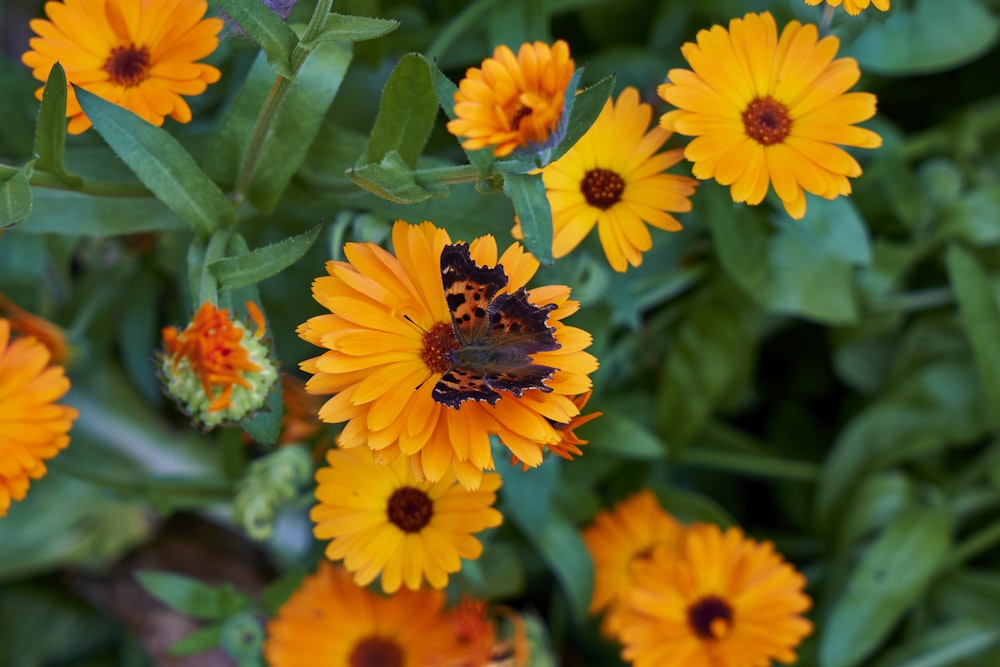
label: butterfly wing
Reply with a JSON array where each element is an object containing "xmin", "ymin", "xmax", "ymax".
[{"xmin": 440, "ymin": 242, "xmax": 507, "ymax": 345}]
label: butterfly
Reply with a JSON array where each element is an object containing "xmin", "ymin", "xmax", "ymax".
[{"xmin": 431, "ymin": 242, "xmax": 561, "ymax": 408}]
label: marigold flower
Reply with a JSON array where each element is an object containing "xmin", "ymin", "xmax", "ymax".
[
  {"xmin": 298, "ymin": 220, "xmax": 598, "ymax": 490},
  {"xmin": 804, "ymin": 0, "xmax": 889, "ymax": 14},
  {"xmin": 0, "ymin": 293, "xmax": 69, "ymax": 363},
  {"xmin": 21, "ymin": 0, "xmax": 223, "ymax": 134},
  {"xmin": 0, "ymin": 318, "xmax": 78, "ymax": 517},
  {"xmin": 264, "ymin": 562, "xmax": 458, "ymax": 667},
  {"xmin": 447, "ymin": 40, "xmax": 576, "ymax": 160},
  {"xmin": 514, "ymin": 87, "xmax": 698, "ymax": 271},
  {"xmin": 581, "ymin": 490, "xmax": 685, "ymax": 638},
  {"xmin": 311, "ymin": 446, "xmax": 502, "ymax": 594},
  {"xmin": 658, "ymin": 11, "xmax": 882, "ymax": 219},
  {"xmin": 161, "ymin": 301, "xmax": 278, "ymax": 428},
  {"xmin": 620, "ymin": 523, "xmax": 813, "ymax": 667}
]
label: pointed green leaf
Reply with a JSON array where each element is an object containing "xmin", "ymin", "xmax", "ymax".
[
  {"xmin": 503, "ymin": 171, "xmax": 553, "ymax": 264},
  {"xmin": 32, "ymin": 63, "xmax": 80, "ymax": 186},
  {"xmin": 134, "ymin": 571, "xmax": 252, "ymax": 621},
  {"xmin": 0, "ymin": 162, "xmax": 33, "ymax": 229},
  {"xmin": 76, "ymin": 88, "xmax": 235, "ymax": 236},
  {"xmin": 430, "ymin": 60, "xmax": 496, "ymax": 177},
  {"xmin": 209, "ymin": 224, "xmax": 321, "ymax": 290},
  {"xmin": 347, "ymin": 152, "xmax": 449, "ymax": 203},
  {"xmin": 550, "ymin": 71, "xmax": 614, "ymax": 163},
  {"xmin": 302, "ymin": 13, "xmax": 400, "ymax": 45},
  {"xmin": 946, "ymin": 245, "xmax": 1000, "ymax": 431},
  {"xmin": 362, "ymin": 54, "xmax": 438, "ymax": 168},
  {"xmin": 216, "ymin": 0, "xmax": 298, "ymax": 79},
  {"xmin": 242, "ymin": 372, "xmax": 284, "ymax": 446}
]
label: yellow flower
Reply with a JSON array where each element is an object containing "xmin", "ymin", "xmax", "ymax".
[
  {"xmin": 581, "ymin": 490, "xmax": 685, "ymax": 639},
  {"xmin": 804, "ymin": 0, "xmax": 890, "ymax": 15},
  {"xmin": 515, "ymin": 87, "xmax": 698, "ymax": 272},
  {"xmin": 620, "ymin": 523, "xmax": 813, "ymax": 667},
  {"xmin": 311, "ymin": 446, "xmax": 503, "ymax": 594},
  {"xmin": 447, "ymin": 40, "xmax": 575, "ymax": 159},
  {"xmin": 264, "ymin": 562, "xmax": 458, "ymax": 667},
  {"xmin": 658, "ymin": 11, "xmax": 882, "ymax": 219},
  {"xmin": 297, "ymin": 220, "xmax": 598, "ymax": 490},
  {"xmin": 0, "ymin": 318, "xmax": 78, "ymax": 517},
  {"xmin": 21, "ymin": 0, "xmax": 223, "ymax": 134}
]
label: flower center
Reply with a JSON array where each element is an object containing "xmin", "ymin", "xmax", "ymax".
[
  {"xmin": 687, "ymin": 595, "xmax": 734, "ymax": 640},
  {"xmin": 421, "ymin": 321, "xmax": 460, "ymax": 374},
  {"xmin": 103, "ymin": 44, "xmax": 151, "ymax": 88},
  {"xmin": 511, "ymin": 106, "xmax": 533, "ymax": 131},
  {"xmin": 581, "ymin": 168, "xmax": 625, "ymax": 210},
  {"xmin": 349, "ymin": 636, "xmax": 404, "ymax": 667},
  {"xmin": 387, "ymin": 487, "xmax": 433, "ymax": 533},
  {"xmin": 742, "ymin": 97, "xmax": 791, "ymax": 146}
]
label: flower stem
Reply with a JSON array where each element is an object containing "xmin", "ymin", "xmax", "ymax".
[
  {"xmin": 870, "ymin": 286, "xmax": 955, "ymax": 313},
  {"xmin": 819, "ymin": 4, "xmax": 835, "ymax": 34},
  {"xmin": 677, "ymin": 446, "xmax": 821, "ymax": 482},
  {"xmin": 49, "ymin": 458, "xmax": 236, "ymax": 502},
  {"xmin": 17, "ymin": 165, "xmax": 152, "ymax": 198}
]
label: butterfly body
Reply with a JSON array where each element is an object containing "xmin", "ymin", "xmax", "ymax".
[{"xmin": 432, "ymin": 243, "xmax": 560, "ymax": 408}]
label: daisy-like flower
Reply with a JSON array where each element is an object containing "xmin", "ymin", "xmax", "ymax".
[
  {"xmin": 161, "ymin": 301, "xmax": 278, "ymax": 428},
  {"xmin": 311, "ymin": 446, "xmax": 503, "ymax": 593},
  {"xmin": 447, "ymin": 40, "xmax": 575, "ymax": 160},
  {"xmin": 21, "ymin": 0, "xmax": 223, "ymax": 134},
  {"xmin": 582, "ymin": 490, "xmax": 686, "ymax": 638},
  {"xmin": 804, "ymin": 0, "xmax": 889, "ymax": 15},
  {"xmin": 620, "ymin": 523, "xmax": 813, "ymax": 667},
  {"xmin": 658, "ymin": 11, "xmax": 882, "ymax": 219},
  {"xmin": 0, "ymin": 318, "xmax": 78, "ymax": 517},
  {"xmin": 298, "ymin": 220, "xmax": 598, "ymax": 490},
  {"xmin": 264, "ymin": 562, "xmax": 458, "ymax": 667},
  {"xmin": 515, "ymin": 87, "xmax": 698, "ymax": 272}
]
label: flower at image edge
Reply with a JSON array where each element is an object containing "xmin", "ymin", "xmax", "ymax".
[
  {"xmin": 658, "ymin": 11, "xmax": 882, "ymax": 219},
  {"xmin": 21, "ymin": 0, "xmax": 223, "ymax": 134},
  {"xmin": 448, "ymin": 40, "xmax": 576, "ymax": 159},
  {"xmin": 804, "ymin": 0, "xmax": 889, "ymax": 15},
  {"xmin": 0, "ymin": 318, "xmax": 78, "ymax": 517},
  {"xmin": 620, "ymin": 523, "xmax": 813, "ymax": 667},
  {"xmin": 514, "ymin": 86, "xmax": 698, "ymax": 272},
  {"xmin": 297, "ymin": 220, "xmax": 598, "ymax": 490},
  {"xmin": 310, "ymin": 446, "xmax": 503, "ymax": 593}
]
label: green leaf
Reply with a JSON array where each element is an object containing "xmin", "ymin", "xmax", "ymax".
[
  {"xmin": 846, "ymin": 0, "xmax": 999, "ymax": 76},
  {"xmin": 346, "ymin": 152, "xmax": 450, "ymax": 203},
  {"xmin": 0, "ymin": 161, "xmax": 33, "ymax": 229},
  {"xmin": 503, "ymin": 171, "xmax": 553, "ymax": 264},
  {"xmin": 819, "ymin": 507, "xmax": 953, "ymax": 667},
  {"xmin": 242, "ymin": 371, "xmax": 284, "ymax": 446},
  {"xmin": 170, "ymin": 624, "xmax": 223, "ymax": 657},
  {"xmin": 32, "ymin": 63, "xmax": 80, "ymax": 186},
  {"xmin": 532, "ymin": 512, "xmax": 594, "ymax": 624},
  {"xmin": 871, "ymin": 620, "xmax": 1000, "ymax": 667},
  {"xmin": 837, "ymin": 471, "xmax": 915, "ymax": 551},
  {"xmin": 549, "ymin": 72, "xmax": 615, "ymax": 164},
  {"xmin": 361, "ymin": 53, "xmax": 438, "ymax": 168},
  {"xmin": 946, "ymin": 245, "xmax": 1000, "ymax": 431},
  {"xmin": 302, "ymin": 12, "xmax": 400, "ymax": 45},
  {"xmin": 430, "ymin": 61, "xmax": 496, "ymax": 178},
  {"xmin": 76, "ymin": 88, "xmax": 236, "ymax": 236},
  {"xmin": 19, "ymin": 190, "xmax": 187, "ymax": 235},
  {"xmin": 135, "ymin": 571, "xmax": 252, "ymax": 621},
  {"xmin": 584, "ymin": 413, "xmax": 667, "ymax": 459},
  {"xmin": 216, "ymin": 0, "xmax": 298, "ymax": 79},
  {"xmin": 210, "ymin": 224, "xmax": 322, "ymax": 291}
]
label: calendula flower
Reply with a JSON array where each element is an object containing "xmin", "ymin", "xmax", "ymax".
[
  {"xmin": 658, "ymin": 11, "xmax": 882, "ymax": 219},
  {"xmin": 447, "ymin": 40, "xmax": 575, "ymax": 160},
  {"xmin": 804, "ymin": 0, "xmax": 889, "ymax": 15},
  {"xmin": 21, "ymin": 0, "xmax": 223, "ymax": 134},
  {"xmin": 515, "ymin": 87, "xmax": 698, "ymax": 271},
  {"xmin": 264, "ymin": 562, "xmax": 458, "ymax": 667},
  {"xmin": 582, "ymin": 490, "xmax": 685, "ymax": 638},
  {"xmin": 0, "ymin": 318, "xmax": 78, "ymax": 517},
  {"xmin": 298, "ymin": 220, "xmax": 598, "ymax": 490},
  {"xmin": 161, "ymin": 301, "xmax": 278, "ymax": 428},
  {"xmin": 511, "ymin": 391, "xmax": 600, "ymax": 469},
  {"xmin": 311, "ymin": 446, "xmax": 502, "ymax": 593},
  {"xmin": 620, "ymin": 523, "xmax": 813, "ymax": 667}
]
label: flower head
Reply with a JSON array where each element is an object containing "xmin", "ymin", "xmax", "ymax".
[
  {"xmin": 581, "ymin": 490, "xmax": 685, "ymax": 638},
  {"xmin": 264, "ymin": 562, "xmax": 458, "ymax": 667},
  {"xmin": 447, "ymin": 40, "xmax": 575, "ymax": 160},
  {"xmin": 620, "ymin": 523, "xmax": 813, "ymax": 667},
  {"xmin": 21, "ymin": 0, "xmax": 223, "ymax": 134},
  {"xmin": 161, "ymin": 301, "xmax": 278, "ymax": 428},
  {"xmin": 805, "ymin": 0, "xmax": 889, "ymax": 15},
  {"xmin": 515, "ymin": 87, "xmax": 698, "ymax": 271},
  {"xmin": 298, "ymin": 220, "xmax": 598, "ymax": 490},
  {"xmin": 311, "ymin": 446, "xmax": 503, "ymax": 593},
  {"xmin": 0, "ymin": 318, "xmax": 78, "ymax": 517},
  {"xmin": 658, "ymin": 11, "xmax": 882, "ymax": 219}
]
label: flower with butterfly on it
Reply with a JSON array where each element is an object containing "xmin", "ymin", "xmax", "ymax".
[{"xmin": 297, "ymin": 220, "xmax": 598, "ymax": 490}]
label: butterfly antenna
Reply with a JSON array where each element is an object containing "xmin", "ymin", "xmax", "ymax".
[{"xmin": 403, "ymin": 313, "xmax": 428, "ymax": 334}]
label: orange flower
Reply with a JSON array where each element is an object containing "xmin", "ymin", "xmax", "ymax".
[
  {"xmin": 805, "ymin": 0, "xmax": 889, "ymax": 14},
  {"xmin": 447, "ymin": 40, "xmax": 575, "ymax": 159},
  {"xmin": 512, "ymin": 391, "xmax": 600, "ymax": 469}
]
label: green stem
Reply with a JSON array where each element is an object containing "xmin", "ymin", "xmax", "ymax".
[
  {"xmin": 231, "ymin": 0, "xmax": 334, "ymax": 203},
  {"xmin": 677, "ymin": 447, "xmax": 821, "ymax": 482},
  {"xmin": 49, "ymin": 458, "xmax": 236, "ymax": 500},
  {"xmin": 819, "ymin": 4, "xmax": 836, "ymax": 34},
  {"xmin": 870, "ymin": 286, "xmax": 955, "ymax": 313},
  {"xmin": 946, "ymin": 519, "xmax": 1000, "ymax": 568},
  {"xmin": 20, "ymin": 165, "xmax": 151, "ymax": 198},
  {"xmin": 199, "ymin": 229, "xmax": 232, "ymax": 305},
  {"xmin": 426, "ymin": 0, "xmax": 502, "ymax": 62},
  {"xmin": 413, "ymin": 164, "xmax": 482, "ymax": 186}
]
